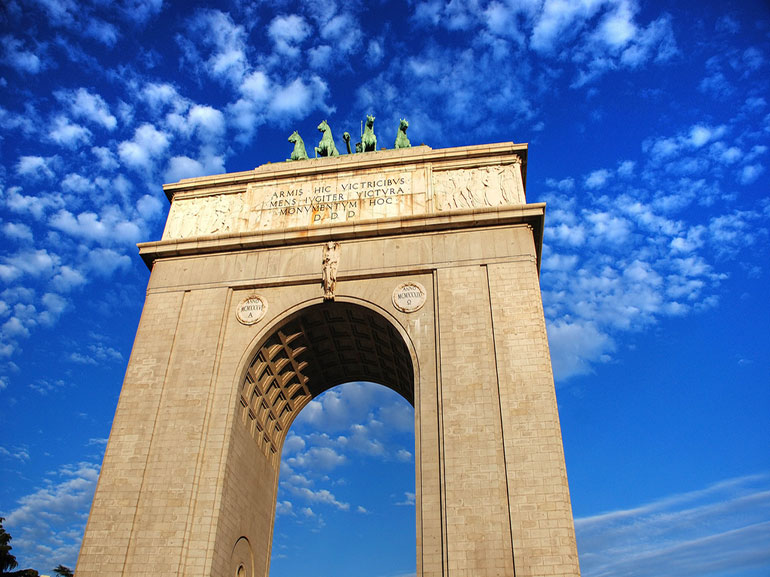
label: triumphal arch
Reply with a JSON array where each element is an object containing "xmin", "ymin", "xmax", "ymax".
[{"xmin": 77, "ymin": 139, "xmax": 581, "ymax": 577}]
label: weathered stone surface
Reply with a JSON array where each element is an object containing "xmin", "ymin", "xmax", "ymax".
[
  {"xmin": 161, "ymin": 144, "xmax": 526, "ymax": 239},
  {"xmin": 432, "ymin": 163, "xmax": 525, "ymax": 210},
  {"xmin": 77, "ymin": 142, "xmax": 580, "ymax": 577}
]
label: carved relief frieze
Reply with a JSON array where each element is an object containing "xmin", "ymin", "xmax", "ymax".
[
  {"xmin": 161, "ymin": 152, "xmax": 526, "ymax": 241},
  {"xmin": 432, "ymin": 161, "xmax": 525, "ymax": 211},
  {"xmin": 164, "ymin": 194, "xmax": 240, "ymax": 239}
]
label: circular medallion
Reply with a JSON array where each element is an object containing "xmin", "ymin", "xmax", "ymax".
[
  {"xmin": 392, "ymin": 281, "xmax": 427, "ymax": 313},
  {"xmin": 236, "ymin": 295, "xmax": 268, "ymax": 325}
]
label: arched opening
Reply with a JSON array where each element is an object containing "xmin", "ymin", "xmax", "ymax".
[
  {"xmin": 270, "ymin": 382, "xmax": 416, "ymax": 577},
  {"xmin": 236, "ymin": 301, "xmax": 418, "ymax": 577}
]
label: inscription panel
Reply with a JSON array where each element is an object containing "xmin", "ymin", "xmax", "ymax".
[
  {"xmin": 236, "ymin": 295, "xmax": 267, "ymax": 325},
  {"xmin": 247, "ymin": 172, "xmax": 416, "ymax": 230},
  {"xmin": 162, "ymin": 159, "xmax": 524, "ymax": 240},
  {"xmin": 393, "ymin": 281, "xmax": 427, "ymax": 313}
]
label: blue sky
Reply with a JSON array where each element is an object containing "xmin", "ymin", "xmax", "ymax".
[{"xmin": 0, "ymin": 0, "xmax": 768, "ymax": 576}]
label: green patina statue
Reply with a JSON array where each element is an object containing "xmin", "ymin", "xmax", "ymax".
[
  {"xmin": 395, "ymin": 118, "xmax": 411, "ymax": 149},
  {"xmin": 315, "ymin": 120, "xmax": 340, "ymax": 158},
  {"xmin": 287, "ymin": 130, "xmax": 309, "ymax": 161},
  {"xmin": 362, "ymin": 114, "xmax": 377, "ymax": 152},
  {"xmin": 294, "ymin": 116, "xmax": 413, "ymax": 159}
]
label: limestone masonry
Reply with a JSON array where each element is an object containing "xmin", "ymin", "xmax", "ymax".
[{"xmin": 77, "ymin": 142, "xmax": 581, "ymax": 577}]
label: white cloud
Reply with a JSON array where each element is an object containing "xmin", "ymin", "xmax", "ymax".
[
  {"xmin": 585, "ymin": 168, "xmax": 611, "ymax": 189},
  {"xmin": 718, "ymin": 145, "xmax": 741, "ymax": 164},
  {"xmin": 2, "ymin": 315, "xmax": 30, "ymax": 339},
  {"xmin": 29, "ymin": 0, "xmax": 77, "ymax": 27},
  {"xmin": 547, "ymin": 177, "xmax": 576, "ymax": 191},
  {"xmin": 620, "ymin": 14, "xmax": 677, "ymax": 67},
  {"xmin": 586, "ymin": 210, "xmax": 632, "ymax": 244},
  {"xmin": 1, "ymin": 35, "xmax": 42, "ymax": 74},
  {"xmin": 288, "ymin": 446, "xmax": 347, "ymax": 471},
  {"xmin": 617, "ymin": 160, "xmax": 635, "ymax": 177},
  {"xmin": 50, "ymin": 209, "xmax": 143, "ymax": 244},
  {"xmin": 739, "ymin": 163, "xmax": 764, "ymax": 185},
  {"xmin": 276, "ymin": 500, "xmax": 294, "ymax": 516},
  {"xmin": 48, "ymin": 115, "xmax": 92, "ymax": 149},
  {"xmin": 287, "ymin": 486, "xmax": 349, "ymax": 511},
  {"xmin": 118, "ymin": 123, "xmax": 170, "ymax": 173},
  {"xmin": 297, "ymin": 383, "xmax": 385, "ymax": 432},
  {"xmin": 40, "ymin": 292, "xmax": 67, "ymax": 321},
  {"xmin": 4, "ymin": 461, "xmax": 100, "ymax": 571},
  {"xmin": 396, "ymin": 449, "xmax": 413, "ymax": 462},
  {"xmin": 688, "ymin": 124, "xmax": 726, "ymax": 148},
  {"xmin": 141, "ymin": 82, "xmax": 188, "ymax": 115},
  {"xmin": 378, "ymin": 400, "xmax": 414, "ymax": 432},
  {"xmin": 0, "ymin": 445, "xmax": 30, "ymax": 461},
  {"xmin": 339, "ymin": 423, "xmax": 386, "ymax": 456},
  {"xmin": 69, "ymin": 343, "xmax": 123, "ymax": 365},
  {"xmin": 164, "ymin": 153, "xmax": 225, "ymax": 182},
  {"xmin": 396, "ymin": 492, "xmax": 415, "ymax": 506},
  {"xmin": 669, "ymin": 227, "xmax": 705, "ymax": 254},
  {"xmin": 181, "ymin": 10, "xmax": 249, "ymax": 86},
  {"xmin": 539, "ymin": 116, "xmax": 761, "ymax": 381},
  {"xmin": 309, "ymin": 45, "xmax": 333, "ymax": 70},
  {"xmin": 62, "ymin": 172, "xmax": 94, "ymax": 194},
  {"xmin": 268, "ymin": 76, "xmax": 329, "ymax": 119},
  {"xmin": 120, "ymin": 0, "xmax": 163, "ymax": 25},
  {"xmin": 2, "ymin": 222, "xmax": 34, "ymax": 242},
  {"xmin": 548, "ymin": 320, "xmax": 615, "ymax": 380},
  {"xmin": 52, "ymin": 266, "xmax": 87, "ymax": 292},
  {"xmin": 532, "ymin": 0, "xmax": 622, "ymax": 55},
  {"xmin": 84, "ymin": 18, "xmax": 118, "ymax": 46},
  {"xmin": 227, "ymin": 99, "xmax": 261, "ymax": 144},
  {"xmin": 595, "ymin": 0, "xmax": 637, "ymax": 48},
  {"xmin": 283, "ymin": 433, "xmax": 306, "ymax": 455},
  {"xmin": 313, "ymin": 10, "xmax": 362, "ymax": 57},
  {"xmin": 576, "ymin": 473, "xmax": 770, "ymax": 577},
  {"xmin": 188, "ymin": 105, "xmax": 225, "ymax": 141},
  {"xmin": 4, "ymin": 249, "xmax": 60, "ymax": 278},
  {"xmin": 16, "ymin": 155, "xmax": 56, "ymax": 179},
  {"xmin": 0, "ymin": 264, "xmax": 21, "ymax": 283},
  {"xmin": 644, "ymin": 123, "xmax": 729, "ymax": 168},
  {"xmin": 29, "ymin": 377, "xmax": 67, "ymax": 395},
  {"xmin": 699, "ymin": 70, "xmax": 733, "ymax": 100},
  {"xmin": 239, "ymin": 70, "xmax": 271, "ymax": 101},
  {"xmin": 268, "ymin": 14, "xmax": 311, "ymax": 58},
  {"xmin": 86, "ymin": 248, "xmax": 132, "ymax": 276},
  {"xmin": 548, "ymin": 222, "xmax": 586, "ymax": 247},
  {"xmin": 645, "ymin": 136, "xmax": 679, "ymax": 160},
  {"xmin": 136, "ymin": 194, "xmax": 164, "ymax": 220},
  {"xmin": 63, "ymin": 88, "xmax": 117, "ymax": 130},
  {"xmin": 411, "ymin": 0, "xmax": 443, "ymax": 27},
  {"xmin": 92, "ymin": 146, "xmax": 119, "ymax": 170},
  {"xmin": 367, "ymin": 39, "xmax": 384, "ymax": 66}
]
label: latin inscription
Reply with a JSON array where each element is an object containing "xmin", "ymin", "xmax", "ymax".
[
  {"xmin": 392, "ymin": 281, "xmax": 427, "ymax": 313},
  {"xmin": 162, "ymin": 161, "xmax": 527, "ymax": 241},
  {"xmin": 259, "ymin": 174, "xmax": 412, "ymax": 225},
  {"xmin": 236, "ymin": 295, "xmax": 268, "ymax": 325}
]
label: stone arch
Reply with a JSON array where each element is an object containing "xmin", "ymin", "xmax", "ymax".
[
  {"xmin": 79, "ymin": 142, "xmax": 582, "ymax": 577},
  {"xmin": 235, "ymin": 298, "xmax": 418, "ymax": 469}
]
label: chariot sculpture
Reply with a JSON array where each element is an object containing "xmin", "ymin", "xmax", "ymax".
[{"xmin": 286, "ymin": 115, "xmax": 411, "ymax": 162}]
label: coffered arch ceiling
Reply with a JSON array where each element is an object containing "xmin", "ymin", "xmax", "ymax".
[{"xmin": 238, "ymin": 301, "xmax": 415, "ymax": 465}]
